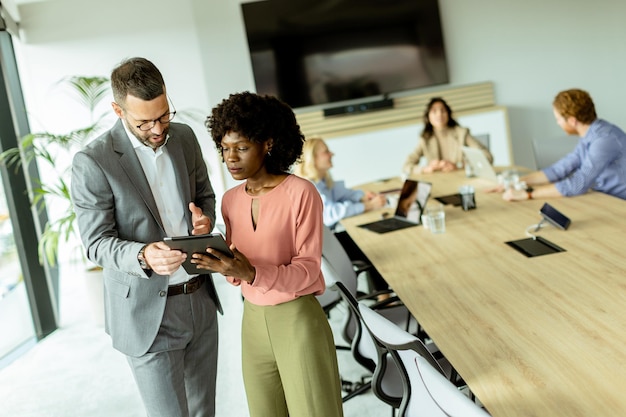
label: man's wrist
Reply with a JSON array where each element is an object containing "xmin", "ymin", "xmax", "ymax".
[{"xmin": 137, "ymin": 244, "xmax": 151, "ymax": 271}]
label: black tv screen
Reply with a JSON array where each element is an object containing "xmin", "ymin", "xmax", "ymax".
[{"xmin": 241, "ymin": 0, "xmax": 449, "ymax": 109}]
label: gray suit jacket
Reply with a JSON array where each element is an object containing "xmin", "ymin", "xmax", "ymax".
[{"xmin": 71, "ymin": 120, "xmax": 218, "ymax": 357}]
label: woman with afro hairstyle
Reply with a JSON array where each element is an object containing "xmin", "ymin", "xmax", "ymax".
[{"xmin": 194, "ymin": 91, "xmax": 344, "ymax": 417}]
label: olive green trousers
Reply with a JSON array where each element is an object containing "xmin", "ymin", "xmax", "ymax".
[{"xmin": 241, "ymin": 295, "xmax": 344, "ymax": 417}]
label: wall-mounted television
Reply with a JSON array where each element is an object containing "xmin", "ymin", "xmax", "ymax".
[{"xmin": 241, "ymin": 0, "xmax": 449, "ymax": 110}]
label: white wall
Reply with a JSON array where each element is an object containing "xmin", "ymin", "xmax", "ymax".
[
  {"xmin": 327, "ymin": 107, "xmax": 512, "ymax": 187},
  {"xmin": 13, "ymin": 0, "xmax": 233, "ymax": 209},
  {"xmin": 10, "ymin": 0, "xmax": 626, "ymax": 193},
  {"xmin": 438, "ymin": 0, "xmax": 626, "ymax": 167}
]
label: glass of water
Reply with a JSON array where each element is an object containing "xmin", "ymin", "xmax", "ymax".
[{"xmin": 426, "ymin": 204, "xmax": 445, "ymax": 234}]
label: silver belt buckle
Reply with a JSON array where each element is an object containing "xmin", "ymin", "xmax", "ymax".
[{"xmin": 183, "ymin": 281, "xmax": 189, "ymax": 294}]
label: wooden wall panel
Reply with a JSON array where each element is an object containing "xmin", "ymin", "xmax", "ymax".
[{"xmin": 295, "ymin": 82, "xmax": 495, "ymax": 139}]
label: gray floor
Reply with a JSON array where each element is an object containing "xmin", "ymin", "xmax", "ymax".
[{"xmin": 0, "ymin": 261, "xmax": 391, "ymax": 417}]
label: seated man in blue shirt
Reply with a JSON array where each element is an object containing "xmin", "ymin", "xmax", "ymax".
[{"xmin": 504, "ymin": 88, "xmax": 626, "ymax": 201}]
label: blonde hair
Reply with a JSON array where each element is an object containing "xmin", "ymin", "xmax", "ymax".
[{"xmin": 293, "ymin": 136, "xmax": 333, "ymax": 187}]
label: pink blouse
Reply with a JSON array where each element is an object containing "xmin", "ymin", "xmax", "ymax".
[{"xmin": 222, "ymin": 174, "xmax": 326, "ymax": 306}]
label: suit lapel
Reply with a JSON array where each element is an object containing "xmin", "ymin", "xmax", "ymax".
[{"xmin": 110, "ymin": 121, "xmax": 166, "ymax": 233}]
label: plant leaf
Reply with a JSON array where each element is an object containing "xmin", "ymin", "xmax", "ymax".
[
  {"xmin": 9, "ymin": 74, "xmax": 110, "ymax": 266},
  {"xmin": 63, "ymin": 76, "xmax": 110, "ymax": 116},
  {"xmin": 0, "ymin": 147, "xmax": 24, "ymax": 172}
]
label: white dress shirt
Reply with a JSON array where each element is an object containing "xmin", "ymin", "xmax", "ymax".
[{"xmin": 123, "ymin": 124, "xmax": 192, "ymax": 285}]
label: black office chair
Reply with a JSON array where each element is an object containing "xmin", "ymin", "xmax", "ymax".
[
  {"xmin": 358, "ymin": 302, "xmax": 489, "ymax": 417},
  {"xmin": 318, "ymin": 225, "xmax": 408, "ymax": 328},
  {"xmin": 332, "ymin": 228, "xmax": 388, "ymax": 297},
  {"xmin": 319, "ymin": 225, "xmax": 419, "ymax": 403},
  {"xmin": 332, "ymin": 280, "xmax": 406, "ymax": 406}
]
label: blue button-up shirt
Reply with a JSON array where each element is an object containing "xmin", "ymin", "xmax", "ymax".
[
  {"xmin": 313, "ymin": 179, "xmax": 365, "ymax": 229},
  {"xmin": 543, "ymin": 119, "xmax": 626, "ymax": 200}
]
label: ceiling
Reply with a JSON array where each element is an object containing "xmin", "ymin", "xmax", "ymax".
[{"xmin": 1, "ymin": 0, "xmax": 47, "ymax": 23}]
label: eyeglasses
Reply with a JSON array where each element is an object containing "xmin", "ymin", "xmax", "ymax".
[
  {"xmin": 116, "ymin": 96, "xmax": 177, "ymax": 131},
  {"xmin": 136, "ymin": 109, "xmax": 176, "ymax": 131}
]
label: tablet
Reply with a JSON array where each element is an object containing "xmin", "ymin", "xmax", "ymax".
[
  {"xmin": 163, "ymin": 233, "xmax": 234, "ymax": 274},
  {"xmin": 540, "ymin": 203, "xmax": 571, "ymax": 230}
]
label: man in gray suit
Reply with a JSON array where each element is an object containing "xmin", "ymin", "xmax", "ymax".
[{"xmin": 71, "ymin": 57, "xmax": 221, "ymax": 417}]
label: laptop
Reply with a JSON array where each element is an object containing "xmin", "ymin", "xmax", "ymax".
[
  {"xmin": 358, "ymin": 180, "xmax": 432, "ymax": 234},
  {"xmin": 462, "ymin": 146, "xmax": 498, "ymax": 182}
]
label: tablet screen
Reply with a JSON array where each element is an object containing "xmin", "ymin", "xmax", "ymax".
[{"xmin": 164, "ymin": 233, "xmax": 233, "ymax": 274}]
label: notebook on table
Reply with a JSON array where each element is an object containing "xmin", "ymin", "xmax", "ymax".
[
  {"xmin": 358, "ymin": 180, "xmax": 432, "ymax": 234},
  {"xmin": 462, "ymin": 146, "xmax": 498, "ymax": 182}
]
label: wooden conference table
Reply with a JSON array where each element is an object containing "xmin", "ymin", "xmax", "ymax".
[{"xmin": 341, "ymin": 170, "xmax": 626, "ymax": 417}]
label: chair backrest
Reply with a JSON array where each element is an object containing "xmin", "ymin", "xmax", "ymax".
[
  {"xmin": 322, "ymin": 227, "xmax": 416, "ymax": 408},
  {"xmin": 358, "ymin": 302, "xmax": 489, "ymax": 417},
  {"xmin": 317, "ymin": 226, "xmax": 361, "ymax": 334},
  {"xmin": 334, "ymin": 281, "xmax": 405, "ymax": 407},
  {"xmin": 532, "ymin": 136, "xmax": 579, "ymax": 170},
  {"xmin": 320, "ymin": 225, "xmax": 358, "ymax": 296},
  {"xmin": 316, "ymin": 265, "xmax": 341, "ymax": 311},
  {"xmin": 333, "ymin": 281, "xmax": 378, "ymax": 373},
  {"xmin": 473, "ymin": 133, "xmax": 490, "ymax": 150},
  {"xmin": 316, "ymin": 225, "xmax": 357, "ymax": 311},
  {"xmin": 405, "ymin": 355, "xmax": 490, "ymax": 417},
  {"xmin": 358, "ymin": 302, "xmax": 444, "ymax": 377}
]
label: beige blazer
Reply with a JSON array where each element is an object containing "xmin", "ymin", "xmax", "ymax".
[{"xmin": 402, "ymin": 126, "xmax": 493, "ymax": 175}]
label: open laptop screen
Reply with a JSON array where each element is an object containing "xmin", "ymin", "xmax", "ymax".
[
  {"xmin": 395, "ymin": 180, "xmax": 432, "ymax": 223},
  {"xmin": 395, "ymin": 180, "xmax": 418, "ymax": 218},
  {"xmin": 357, "ymin": 179, "xmax": 431, "ymax": 233}
]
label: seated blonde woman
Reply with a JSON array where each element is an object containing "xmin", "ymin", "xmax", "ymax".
[
  {"xmin": 294, "ymin": 136, "xmax": 389, "ymax": 293},
  {"xmin": 403, "ymin": 97, "xmax": 493, "ymax": 176},
  {"xmin": 294, "ymin": 136, "xmax": 386, "ymax": 229}
]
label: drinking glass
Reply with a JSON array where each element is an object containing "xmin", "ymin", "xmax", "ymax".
[{"xmin": 426, "ymin": 204, "xmax": 445, "ymax": 234}]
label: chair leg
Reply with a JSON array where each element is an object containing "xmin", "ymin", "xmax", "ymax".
[
  {"xmin": 469, "ymin": 388, "xmax": 476, "ymax": 402},
  {"xmin": 341, "ymin": 379, "xmax": 371, "ymax": 402}
]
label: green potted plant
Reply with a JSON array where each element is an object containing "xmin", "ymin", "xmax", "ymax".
[{"xmin": 0, "ymin": 75, "xmax": 110, "ymax": 267}]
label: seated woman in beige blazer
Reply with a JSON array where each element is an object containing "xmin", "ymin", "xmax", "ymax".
[{"xmin": 403, "ymin": 97, "xmax": 493, "ymax": 176}]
